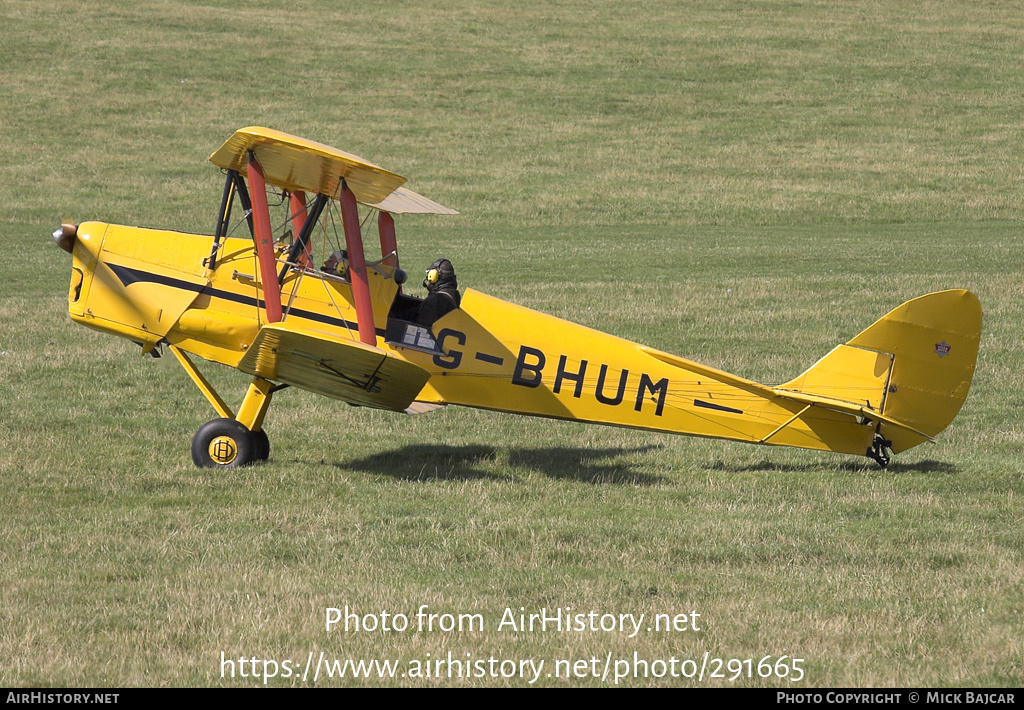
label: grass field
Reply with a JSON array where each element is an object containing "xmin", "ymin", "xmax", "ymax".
[{"xmin": 1, "ymin": 0, "xmax": 1022, "ymax": 687}]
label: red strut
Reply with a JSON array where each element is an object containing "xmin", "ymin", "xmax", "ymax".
[
  {"xmin": 246, "ymin": 153, "xmax": 283, "ymax": 323},
  {"xmin": 289, "ymin": 191, "xmax": 310, "ymax": 269},
  {"xmin": 339, "ymin": 181, "xmax": 376, "ymax": 346},
  {"xmin": 378, "ymin": 211, "xmax": 398, "ymax": 267}
]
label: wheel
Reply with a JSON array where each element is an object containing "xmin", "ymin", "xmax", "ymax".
[
  {"xmin": 252, "ymin": 428, "xmax": 270, "ymax": 462},
  {"xmin": 191, "ymin": 418, "xmax": 256, "ymax": 468}
]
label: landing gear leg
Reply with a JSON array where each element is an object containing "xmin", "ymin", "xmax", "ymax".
[
  {"xmin": 170, "ymin": 344, "xmax": 277, "ymax": 467},
  {"xmin": 236, "ymin": 377, "xmax": 275, "ymax": 463},
  {"xmin": 866, "ymin": 434, "xmax": 893, "ymax": 468}
]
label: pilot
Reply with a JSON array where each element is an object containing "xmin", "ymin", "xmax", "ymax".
[
  {"xmin": 323, "ymin": 249, "xmax": 348, "ymax": 278},
  {"xmin": 415, "ymin": 258, "xmax": 461, "ymax": 325}
]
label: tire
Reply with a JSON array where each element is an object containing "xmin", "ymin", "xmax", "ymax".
[
  {"xmin": 252, "ymin": 428, "xmax": 270, "ymax": 462},
  {"xmin": 191, "ymin": 418, "xmax": 256, "ymax": 468}
]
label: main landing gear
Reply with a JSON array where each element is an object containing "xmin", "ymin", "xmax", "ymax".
[
  {"xmin": 192, "ymin": 418, "xmax": 261, "ymax": 467},
  {"xmin": 169, "ymin": 345, "xmax": 279, "ymax": 468},
  {"xmin": 190, "ymin": 418, "xmax": 272, "ymax": 467}
]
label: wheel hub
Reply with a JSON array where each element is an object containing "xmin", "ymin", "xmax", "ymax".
[{"xmin": 208, "ymin": 435, "xmax": 239, "ymax": 465}]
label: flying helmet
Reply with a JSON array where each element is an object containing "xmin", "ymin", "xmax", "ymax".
[{"xmin": 423, "ymin": 258, "xmax": 456, "ymax": 291}]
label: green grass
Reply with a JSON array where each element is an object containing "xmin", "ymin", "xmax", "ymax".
[{"xmin": 1, "ymin": 0, "xmax": 1022, "ymax": 687}]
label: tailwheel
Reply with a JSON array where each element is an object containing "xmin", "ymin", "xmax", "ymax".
[
  {"xmin": 252, "ymin": 429, "xmax": 270, "ymax": 462},
  {"xmin": 866, "ymin": 434, "xmax": 893, "ymax": 469},
  {"xmin": 191, "ymin": 418, "xmax": 256, "ymax": 468}
]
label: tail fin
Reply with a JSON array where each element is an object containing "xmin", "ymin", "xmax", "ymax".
[{"xmin": 780, "ymin": 290, "xmax": 981, "ymax": 454}]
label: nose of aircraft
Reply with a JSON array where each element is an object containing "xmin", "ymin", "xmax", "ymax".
[{"xmin": 53, "ymin": 223, "xmax": 77, "ymax": 253}]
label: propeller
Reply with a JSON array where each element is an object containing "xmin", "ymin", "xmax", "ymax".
[{"xmin": 53, "ymin": 223, "xmax": 77, "ymax": 253}]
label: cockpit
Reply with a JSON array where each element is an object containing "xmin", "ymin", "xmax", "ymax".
[{"xmin": 203, "ymin": 162, "xmax": 454, "ymax": 355}]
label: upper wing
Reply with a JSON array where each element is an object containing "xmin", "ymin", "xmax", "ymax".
[
  {"xmin": 209, "ymin": 126, "xmax": 402, "ymax": 203},
  {"xmin": 237, "ymin": 322, "xmax": 431, "ymax": 412},
  {"xmin": 371, "ymin": 186, "xmax": 459, "ymax": 215},
  {"xmin": 209, "ymin": 126, "xmax": 456, "ymax": 213}
]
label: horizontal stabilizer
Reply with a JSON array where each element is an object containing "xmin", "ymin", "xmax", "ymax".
[{"xmin": 768, "ymin": 389, "xmax": 935, "ymax": 443}]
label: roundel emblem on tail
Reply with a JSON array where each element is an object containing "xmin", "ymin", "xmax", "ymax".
[{"xmin": 934, "ymin": 340, "xmax": 951, "ymax": 358}]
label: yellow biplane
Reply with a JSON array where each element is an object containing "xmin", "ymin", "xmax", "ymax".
[{"xmin": 55, "ymin": 127, "xmax": 982, "ymax": 468}]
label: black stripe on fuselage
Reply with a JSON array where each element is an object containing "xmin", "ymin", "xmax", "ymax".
[
  {"xmin": 474, "ymin": 352, "xmax": 504, "ymax": 366},
  {"xmin": 693, "ymin": 399, "xmax": 743, "ymax": 415},
  {"xmin": 106, "ymin": 262, "xmax": 384, "ymax": 336}
]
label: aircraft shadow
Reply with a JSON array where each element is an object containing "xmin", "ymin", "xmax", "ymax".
[
  {"xmin": 702, "ymin": 459, "xmax": 958, "ymax": 475},
  {"xmin": 340, "ymin": 444, "xmax": 666, "ymax": 485},
  {"xmin": 848, "ymin": 459, "xmax": 958, "ymax": 475}
]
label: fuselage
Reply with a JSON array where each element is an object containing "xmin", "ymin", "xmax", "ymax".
[{"xmin": 66, "ymin": 220, "xmax": 878, "ymax": 457}]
